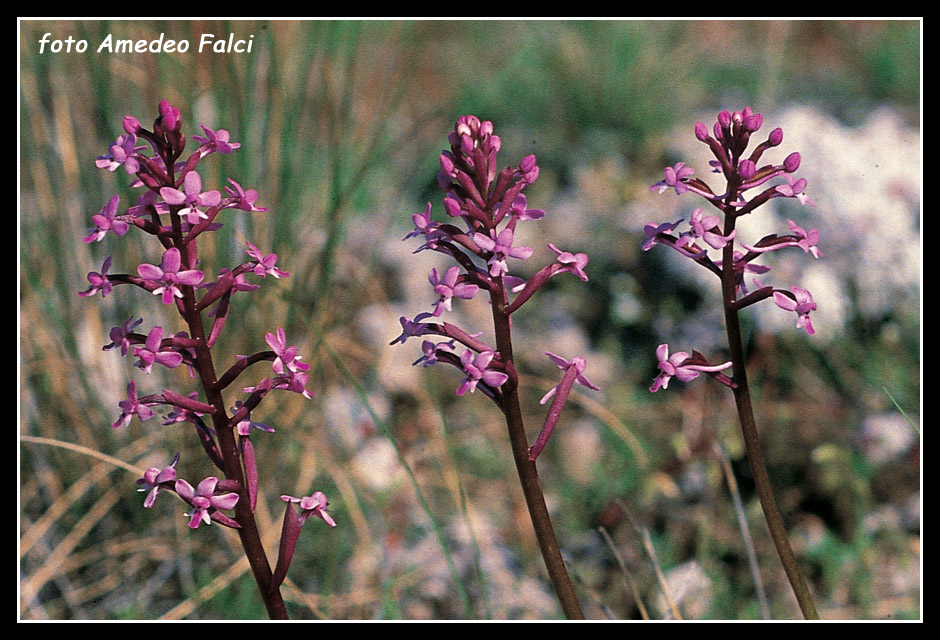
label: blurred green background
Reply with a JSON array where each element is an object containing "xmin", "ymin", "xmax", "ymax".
[{"xmin": 20, "ymin": 19, "xmax": 920, "ymax": 620}]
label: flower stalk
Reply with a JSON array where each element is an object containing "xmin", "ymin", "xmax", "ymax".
[
  {"xmin": 395, "ymin": 116, "xmax": 599, "ymax": 618},
  {"xmin": 82, "ymin": 101, "xmax": 335, "ymax": 619},
  {"xmin": 645, "ymin": 107, "xmax": 821, "ymax": 619}
]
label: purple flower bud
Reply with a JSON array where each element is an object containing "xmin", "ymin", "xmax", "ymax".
[
  {"xmin": 713, "ymin": 121, "xmax": 724, "ymax": 141},
  {"xmin": 158, "ymin": 100, "xmax": 181, "ymax": 132},
  {"xmin": 694, "ymin": 121, "xmax": 710, "ymax": 142},
  {"xmin": 767, "ymin": 127, "xmax": 783, "ymax": 147},
  {"xmin": 442, "ymin": 195, "xmax": 463, "ymax": 217},
  {"xmin": 489, "ymin": 133, "xmax": 502, "ymax": 154},
  {"xmin": 738, "ymin": 159, "xmax": 756, "ymax": 180},
  {"xmin": 439, "ymin": 152, "xmax": 456, "ymax": 177},
  {"xmin": 138, "ymin": 172, "xmax": 161, "ymax": 189},
  {"xmin": 122, "ymin": 115, "xmax": 142, "ymax": 135},
  {"xmin": 783, "ymin": 152, "xmax": 801, "ymax": 173},
  {"xmin": 518, "ymin": 154, "xmax": 535, "ymax": 173},
  {"xmin": 743, "ymin": 113, "xmax": 763, "ymax": 132},
  {"xmin": 455, "ymin": 115, "xmax": 478, "ymax": 140}
]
